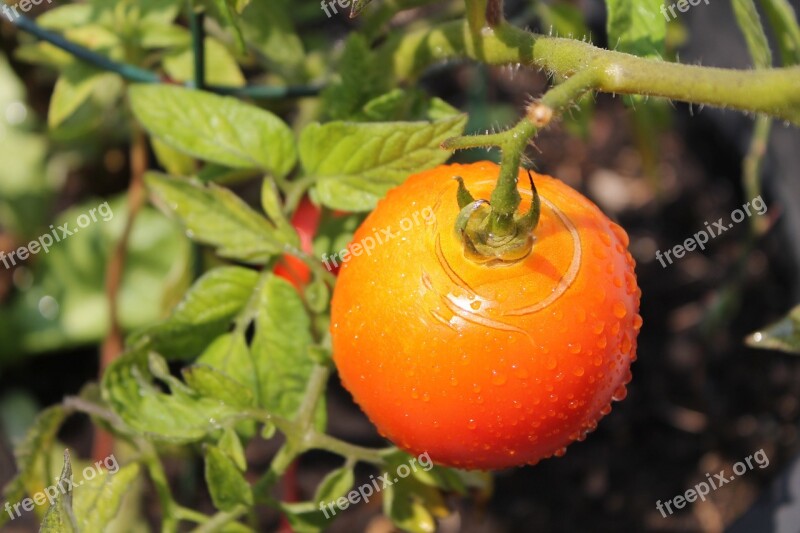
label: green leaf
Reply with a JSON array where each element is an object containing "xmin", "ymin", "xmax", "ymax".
[
  {"xmin": 313, "ymin": 466, "xmax": 355, "ymax": 503},
  {"xmin": 322, "ymin": 34, "xmax": 391, "ymax": 120},
  {"xmin": 733, "ymin": 0, "xmax": 773, "ymax": 68},
  {"xmin": 218, "ymin": 428, "xmax": 247, "ymax": 471},
  {"xmin": 151, "ymin": 137, "xmax": 197, "ymax": 177},
  {"xmin": 535, "ymin": 2, "xmax": 591, "ymax": 40},
  {"xmin": 182, "ymin": 364, "xmax": 255, "ymax": 408},
  {"xmin": 129, "ymin": 85, "xmax": 297, "ymax": 177},
  {"xmin": 261, "ymin": 179, "xmax": 302, "ymax": 246},
  {"xmin": 0, "ymin": 198, "xmax": 189, "ymax": 361},
  {"xmin": 162, "ymin": 37, "xmax": 246, "ymax": 87},
  {"xmin": 131, "ymin": 266, "xmax": 259, "ymax": 360},
  {"xmin": 39, "ymin": 450, "xmax": 77, "ymax": 533},
  {"xmin": 102, "ymin": 350, "xmax": 240, "ymax": 443},
  {"xmin": 207, "ymin": 0, "xmax": 247, "ymax": 52},
  {"xmin": 302, "ymin": 115, "xmax": 466, "ymax": 211},
  {"xmin": 279, "ymin": 502, "xmax": 328, "ymax": 533},
  {"xmin": 37, "ymin": 5, "xmax": 97, "ymax": 30},
  {"xmin": 351, "ymin": 0, "xmax": 375, "ymax": 17},
  {"xmin": 747, "ymin": 304, "xmax": 800, "ymax": 354},
  {"xmin": 196, "ymin": 333, "xmax": 259, "ymax": 399},
  {"xmin": 760, "ymin": 0, "xmax": 800, "ymax": 65},
  {"xmin": 251, "ymin": 275, "xmax": 324, "ymax": 425},
  {"xmin": 48, "ymin": 64, "xmax": 118, "ymax": 129},
  {"xmin": 72, "ymin": 463, "xmax": 141, "ymax": 531},
  {"xmin": 0, "ymin": 407, "xmax": 67, "ymax": 528},
  {"xmin": 146, "ymin": 172, "xmax": 285, "ymax": 264},
  {"xmin": 239, "ymin": 1, "xmax": 305, "ymax": 78},
  {"xmin": 606, "ymin": 0, "xmax": 666, "ymax": 59},
  {"xmin": 205, "ymin": 445, "xmax": 253, "ymax": 511},
  {"xmin": 383, "ymin": 481, "xmax": 437, "ymax": 533},
  {"xmin": 356, "ymin": 89, "xmax": 460, "ymax": 122}
]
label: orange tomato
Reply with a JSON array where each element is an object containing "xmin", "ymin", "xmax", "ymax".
[{"xmin": 331, "ymin": 162, "xmax": 642, "ymax": 469}]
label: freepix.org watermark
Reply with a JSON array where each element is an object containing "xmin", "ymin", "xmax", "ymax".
[
  {"xmin": 0, "ymin": 201, "xmax": 114, "ymax": 270},
  {"xmin": 656, "ymin": 448, "xmax": 769, "ymax": 518},
  {"xmin": 655, "ymin": 195, "xmax": 767, "ymax": 268},
  {"xmin": 1, "ymin": 0, "xmax": 56, "ymax": 21},
  {"xmin": 660, "ymin": 0, "xmax": 711, "ymax": 21},
  {"xmin": 3, "ymin": 453, "xmax": 120, "ymax": 521},
  {"xmin": 321, "ymin": 206, "xmax": 435, "ymax": 271},
  {"xmin": 319, "ymin": 452, "xmax": 434, "ymax": 519},
  {"xmin": 320, "ymin": 0, "xmax": 352, "ymax": 18}
]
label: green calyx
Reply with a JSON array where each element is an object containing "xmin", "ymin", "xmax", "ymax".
[{"xmin": 454, "ymin": 170, "xmax": 541, "ymax": 266}]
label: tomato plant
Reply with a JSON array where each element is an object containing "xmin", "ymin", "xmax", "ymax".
[{"xmin": 0, "ymin": 0, "xmax": 797, "ymax": 531}]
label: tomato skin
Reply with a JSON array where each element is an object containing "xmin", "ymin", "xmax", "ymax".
[
  {"xmin": 330, "ymin": 162, "xmax": 642, "ymax": 470},
  {"xmin": 274, "ymin": 197, "xmax": 321, "ymax": 289}
]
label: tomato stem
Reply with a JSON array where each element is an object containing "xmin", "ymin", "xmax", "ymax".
[{"xmin": 446, "ymin": 67, "xmax": 599, "ymax": 263}]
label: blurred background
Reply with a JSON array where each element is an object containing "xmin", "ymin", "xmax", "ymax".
[{"xmin": 1, "ymin": 0, "xmax": 800, "ymax": 531}]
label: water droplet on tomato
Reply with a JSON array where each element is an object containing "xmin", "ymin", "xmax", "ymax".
[
  {"xmin": 467, "ymin": 419, "xmax": 477, "ymax": 430},
  {"xmin": 569, "ymin": 343, "xmax": 582, "ymax": 354},
  {"xmin": 545, "ymin": 358, "xmax": 557, "ymax": 370},
  {"xmin": 411, "ymin": 388, "xmax": 419, "ymax": 399},
  {"xmin": 633, "ymin": 313, "xmax": 643, "ymax": 330},
  {"xmin": 554, "ymin": 447, "xmax": 567, "ymax": 457},
  {"xmin": 573, "ymin": 366, "xmax": 585, "ymax": 377},
  {"xmin": 613, "ymin": 301, "xmax": 627, "ymax": 318},
  {"xmin": 491, "ymin": 371, "xmax": 507, "ymax": 385},
  {"xmin": 612, "ymin": 385, "xmax": 628, "ymax": 401}
]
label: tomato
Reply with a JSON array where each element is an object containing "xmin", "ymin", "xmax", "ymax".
[
  {"xmin": 330, "ymin": 162, "xmax": 642, "ymax": 470},
  {"xmin": 274, "ymin": 196, "xmax": 321, "ymax": 289}
]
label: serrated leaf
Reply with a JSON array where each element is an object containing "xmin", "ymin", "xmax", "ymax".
[
  {"xmin": 102, "ymin": 350, "xmax": 240, "ymax": 443},
  {"xmin": 196, "ymin": 333, "xmax": 259, "ymax": 400},
  {"xmin": 302, "ymin": 115, "xmax": 466, "ymax": 211},
  {"xmin": 322, "ymin": 34, "xmax": 390, "ymax": 120},
  {"xmin": 606, "ymin": 0, "xmax": 666, "ymax": 59},
  {"xmin": 129, "ymin": 85, "xmax": 297, "ymax": 177},
  {"xmin": 314, "ymin": 466, "xmax": 355, "ymax": 503},
  {"xmin": 251, "ymin": 275, "xmax": 324, "ymax": 426},
  {"xmin": 131, "ymin": 266, "xmax": 259, "ymax": 360},
  {"xmin": 72, "ymin": 463, "xmax": 141, "ymax": 531},
  {"xmin": 747, "ymin": 304, "xmax": 800, "ymax": 354},
  {"xmin": 39, "ymin": 450, "xmax": 77, "ymax": 533},
  {"xmin": 0, "ymin": 407, "xmax": 67, "ymax": 528},
  {"xmin": 205, "ymin": 446, "xmax": 253, "ymax": 511},
  {"xmin": 733, "ymin": 0, "xmax": 773, "ymax": 68},
  {"xmin": 183, "ymin": 364, "xmax": 255, "ymax": 408},
  {"xmin": 146, "ymin": 172, "xmax": 285, "ymax": 263}
]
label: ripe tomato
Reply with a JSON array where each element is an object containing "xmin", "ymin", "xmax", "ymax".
[
  {"xmin": 330, "ymin": 162, "xmax": 641, "ymax": 470},
  {"xmin": 274, "ymin": 196, "xmax": 321, "ymax": 289}
]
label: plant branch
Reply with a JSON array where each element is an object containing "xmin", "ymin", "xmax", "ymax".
[{"xmin": 383, "ymin": 20, "xmax": 800, "ymax": 124}]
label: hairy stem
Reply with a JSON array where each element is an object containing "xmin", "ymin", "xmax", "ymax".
[{"xmin": 383, "ymin": 20, "xmax": 800, "ymax": 124}]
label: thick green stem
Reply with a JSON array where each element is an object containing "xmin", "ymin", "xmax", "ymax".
[{"xmin": 383, "ymin": 20, "xmax": 800, "ymax": 124}]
